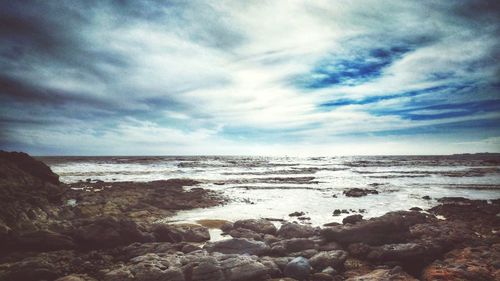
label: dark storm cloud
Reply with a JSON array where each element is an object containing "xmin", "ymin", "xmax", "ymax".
[{"xmin": 0, "ymin": 0, "xmax": 499, "ymax": 155}]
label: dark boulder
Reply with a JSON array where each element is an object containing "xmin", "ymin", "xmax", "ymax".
[
  {"xmin": 153, "ymin": 223, "xmax": 210, "ymax": 243},
  {"xmin": 309, "ymin": 250, "xmax": 348, "ymax": 271},
  {"xmin": 343, "ymin": 188, "xmax": 378, "ymax": 197},
  {"xmin": 277, "ymin": 222, "xmax": 316, "ymax": 239},
  {"xmin": 16, "ymin": 230, "xmax": 75, "ymax": 251},
  {"xmin": 342, "ymin": 215, "xmax": 363, "ymax": 225},
  {"xmin": 73, "ymin": 216, "xmax": 150, "ymax": 249},
  {"xmin": 284, "ymin": 257, "xmax": 311, "ymax": 281},
  {"xmin": 204, "ymin": 238, "xmax": 270, "ymax": 255},
  {"xmin": 0, "ymin": 151, "xmax": 59, "ymax": 185},
  {"xmin": 233, "ymin": 219, "xmax": 277, "ymax": 235},
  {"xmin": 321, "ymin": 211, "xmax": 428, "ymax": 245}
]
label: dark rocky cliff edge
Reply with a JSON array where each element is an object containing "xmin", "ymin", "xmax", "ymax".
[{"xmin": 0, "ymin": 151, "xmax": 498, "ymax": 281}]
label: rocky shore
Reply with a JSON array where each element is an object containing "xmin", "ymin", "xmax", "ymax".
[{"xmin": 0, "ymin": 151, "xmax": 499, "ymax": 281}]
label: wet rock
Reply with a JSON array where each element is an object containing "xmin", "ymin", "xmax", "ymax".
[
  {"xmin": 421, "ymin": 245, "xmax": 500, "ymax": 281},
  {"xmin": 342, "ymin": 215, "xmax": 363, "ymax": 225},
  {"xmin": 429, "ymin": 197, "xmax": 500, "ymax": 235},
  {"xmin": 343, "ymin": 188, "xmax": 379, "ymax": 197},
  {"xmin": 321, "ymin": 266, "xmax": 336, "ymax": 275},
  {"xmin": 409, "ymin": 207, "xmax": 422, "ymax": 211},
  {"xmin": 0, "ymin": 151, "xmax": 60, "ymax": 184},
  {"xmin": 228, "ymin": 227, "xmax": 263, "ymax": 241},
  {"xmin": 318, "ymin": 241, "xmax": 343, "ymax": 252},
  {"xmin": 188, "ymin": 257, "xmax": 225, "ymax": 281},
  {"xmin": 0, "ymin": 151, "xmax": 64, "ymax": 238},
  {"xmin": 310, "ymin": 272, "xmax": 334, "ymax": 281},
  {"xmin": 0, "ymin": 250, "xmax": 76, "ymax": 281},
  {"xmin": 321, "ymin": 211, "xmax": 428, "ymax": 245},
  {"xmin": 218, "ymin": 254, "xmax": 269, "ymax": 281},
  {"xmin": 277, "ymin": 222, "xmax": 316, "ymax": 239},
  {"xmin": 332, "ymin": 210, "xmax": 341, "ymax": 216},
  {"xmin": 233, "ymin": 219, "xmax": 277, "ymax": 235},
  {"xmin": 289, "ymin": 211, "xmax": 305, "ymax": 217},
  {"xmin": 104, "ymin": 253, "xmax": 185, "ymax": 281},
  {"xmin": 271, "ymin": 238, "xmax": 316, "ymax": 254},
  {"xmin": 204, "ymin": 238, "xmax": 270, "ymax": 255},
  {"xmin": 0, "ymin": 257, "xmax": 60, "ymax": 281},
  {"xmin": 120, "ymin": 242, "xmax": 176, "ymax": 259},
  {"xmin": 422, "ymin": 195, "xmax": 431, "ymax": 200},
  {"xmin": 74, "ymin": 216, "xmax": 150, "ymax": 249},
  {"xmin": 55, "ymin": 274, "xmax": 97, "ymax": 281},
  {"xmin": 289, "ymin": 249, "xmax": 319, "ymax": 259},
  {"xmin": 323, "ymin": 222, "xmax": 341, "ymax": 227},
  {"xmin": 220, "ymin": 221, "xmax": 234, "ymax": 233},
  {"xmin": 309, "ymin": 250, "xmax": 348, "ymax": 271},
  {"xmin": 153, "ymin": 223, "xmax": 210, "ymax": 243},
  {"xmin": 345, "ymin": 267, "xmax": 417, "ymax": 281},
  {"xmin": 258, "ymin": 256, "xmax": 281, "ymax": 278},
  {"xmin": 181, "ymin": 243, "xmax": 202, "ymax": 253},
  {"xmin": 284, "ymin": 257, "xmax": 311, "ymax": 281},
  {"xmin": 263, "ymin": 234, "xmax": 281, "ymax": 244},
  {"xmin": 364, "ymin": 242, "xmax": 443, "ymax": 273},
  {"xmin": 16, "ymin": 230, "xmax": 75, "ymax": 251}
]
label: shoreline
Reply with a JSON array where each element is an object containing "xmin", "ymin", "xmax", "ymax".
[{"xmin": 0, "ymin": 151, "xmax": 499, "ymax": 281}]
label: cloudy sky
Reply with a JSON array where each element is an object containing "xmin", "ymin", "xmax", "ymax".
[{"xmin": 1, "ymin": 0, "xmax": 499, "ymax": 155}]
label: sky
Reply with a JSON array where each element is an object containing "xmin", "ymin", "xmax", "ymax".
[{"xmin": 0, "ymin": 0, "xmax": 499, "ymax": 156}]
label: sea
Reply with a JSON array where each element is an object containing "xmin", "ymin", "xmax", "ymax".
[{"xmin": 39, "ymin": 155, "xmax": 500, "ymax": 227}]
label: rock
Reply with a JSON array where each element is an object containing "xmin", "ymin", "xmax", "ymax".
[
  {"xmin": 323, "ymin": 222, "xmax": 341, "ymax": 227},
  {"xmin": 318, "ymin": 241, "xmax": 343, "ymax": 251},
  {"xmin": 0, "ymin": 151, "xmax": 60, "ymax": 184},
  {"xmin": 342, "ymin": 215, "xmax": 363, "ymax": 225},
  {"xmin": 259, "ymin": 257, "xmax": 281, "ymax": 278},
  {"xmin": 189, "ymin": 258, "xmax": 225, "ymax": 281},
  {"xmin": 153, "ymin": 223, "xmax": 210, "ymax": 243},
  {"xmin": 204, "ymin": 238, "xmax": 270, "ymax": 255},
  {"xmin": 271, "ymin": 238, "xmax": 316, "ymax": 254},
  {"xmin": 0, "ymin": 151, "xmax": 64, "ymax": 237},
  {"xmin": 0, "ymin": 257, "xmax": 60, "ymax": 281},
  {"xmin": 104, "ymin": 253, "xmax": 185, "ymax": 281},
  {"xmin": 309, "ymin": 250, "xmax": 348, "ymax": 271},
  {"xmin": 220, "ymin": 221, "xmax": 234, "ymax": 233},
  {"xmin": 363, "ymin": 242, "xmax": 442, "ymax": 273},
  {"xmin": 120, "ymin": 242, "xmax": 177, "ymax": 259},
  {"xmin": 277, "ymin": 222, "xmax": 316, "ymax": 239},
  {"xmin": 421, "ymin": 245, "xmax": 500, "ymax": 281},
  {"xmin": 409, "ymin": 207, "xmax": 422, "ymax": 211},
  {"xmin": 233, "ymin": 219, "xmax": 277, "ymax": 235},
  {"xmin": 343, "ymin": 188, "xmax": 379, "ymax": 197},
  {"xmin": 289, "ymin": 211, "xmax": 305, "ymax": 217},
  {"xmin": 321, "ymin": 211, "xmax": 428, "ymax": 245},
  {"xmin": 284, "ymin": 257, "xmax": 311, "ymax": 281},
  {"xmin": 322, "ymin": 266, "xmax": 336, "ymax": 275},
  {"xmin": 218, "ymin": 254, "xmax": 269, "ymax": 281},
  {"xmin": 332, "ymin": 210, "xmax": 341, "ymax": 216},
  {"xmin": 228, "ymin": 227, "xmax": 263, "ymax": 241},
  {"xmin": 74, "ymin": 216, "xmax": 149, "ymax": 249},
  {"xmin": 55, "ymin": 274, "xmax": 97, "ymax": 281},
  {"xmin": 429, "ymin": 197, "xmax": 500, "ymax": 235},
  {"xmin": 0, "ymin": 251, "xmax": 76, "ymax": 281},
  {"xmin": 422, "ymin": 195, "xmax": 431, "ymax": 200},
  {"xmin": 16, "ymin": 230, "xmax": 75, "ymax": 251},
  {"xmin": 310, "ymin": 272, "xmax": 334, "ymax": 281},
  {"xmin": 181, "ymin": 243, "xmax": 202, "ymax": 253},
  {"xmin": 345, "ymin": 267, "xmax": 417, "ymax": 281}
]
